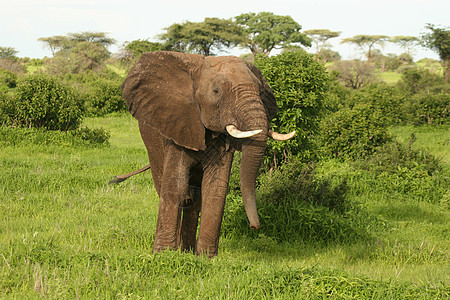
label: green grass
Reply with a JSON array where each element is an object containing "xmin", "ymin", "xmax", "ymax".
[
  {"xmin": 390, "ymin": 125, "xmax": 450, "ymax": 171},
  {"xmin": 1, "ymin": 114, "xmax": 448, "ymax": 298},
  {"xmin": 378, "ymin": 71, "xmax": 402, "ymax": 85}
]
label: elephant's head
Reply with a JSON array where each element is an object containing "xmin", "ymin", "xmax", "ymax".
[{"xmin": 122, "ymin": 51, "xmax": 294, "ymax": 230}]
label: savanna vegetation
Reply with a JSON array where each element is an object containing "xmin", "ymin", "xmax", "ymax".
[{"xmin": 0, "ymin": 15, "xmax": 448, "ymax": 298}]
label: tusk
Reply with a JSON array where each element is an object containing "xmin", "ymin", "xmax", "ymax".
[
  {"xmin": 268, "ymin": 130, "xmax": 296, "ymax": 141},
  {"xmin": 226, "ymin": 125, "xmax": 262, "ymax": 139}
]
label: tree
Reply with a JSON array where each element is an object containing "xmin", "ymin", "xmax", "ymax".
[
  {"xmin": 39, "ymin": 32, "xmax": 116, "ymax": 57},
  {"xmin": 67, "ymin": 31, "xmax": 116, "ymax": 48},
  {"xmin": 39, "ymin": 32, "xmax": 115, "ymax": 74},
  {"xmin": 235, "ymin": 12, "xmax": 311, "ymax": 57},
  {"xmin": 304, "ymin": 29, "xmax": 341, "ymax": 56},
  {"xmin": 0, "ymin": 46, "xmax": 18, "ymax": 59},
  {"xmin": 38, "ymin": 36, "xmax": 69, "ymax": 56},
  {"xmin": 329, "ymin": 60, "xmax": 377, "ymax": 90},
  {"xmin": 390, "ymin": 36, "xmax": 419, "ymax": 55},
  {"xmin": 123, "ymin": 39, "xmax": 164, "ymax": 58},
  {"xmin": 421, "ymin": 24, "xmax": 450, "ymax": 82},
  {"xmin": 160, "ymin": 18, "xmax": 242, "ymax": 56},
  {"xmin": 341, "ymin": 35, "xmax": 389, "ymax": 62}
]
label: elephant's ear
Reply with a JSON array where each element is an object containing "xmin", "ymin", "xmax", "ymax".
[
  {"xmin": 245, "ymin": 61, "xmax": 279, "ymax": 120},
  {"xmin": 122, "ymin": 51, "xmax": 206, "ymax": 151}
]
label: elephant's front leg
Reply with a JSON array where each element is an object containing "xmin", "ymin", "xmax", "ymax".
[
  {"xmin": 153, "ymin": 146, "xmax": 195, "ymax": 252},
  {"xmin": 196, "ymin": 152, "xmax": 234, "ymax": 257}
]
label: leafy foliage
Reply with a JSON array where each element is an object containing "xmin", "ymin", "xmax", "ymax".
[
  {"xmin": 122, "ymin": 39, "xmax": 165, "ymax": 59},
  {"xmin": 0, "ymin": 75, "xmax": 83, "ymax": 130},
  {"xmin": 347, "ymin": 84, "xmax": 408, "ymax": 124},
  {"xmin": 223, "ymin": 158, "xmax": 384, "ymax": 244},
  {"xmin": 0, "ymin": 46, "xmax": 18, "ymax": 59},
  {"xmin": 0, "ymin": 68, "xmax": 17, "ymax": 88},
  {"xmin": 0, "ymin": 126, "xmax": 110, "ymax": 147},
  {"xmin": 341, "ymin": 35, "xmax": 389, "ymax": 62},
  {"xmin": 235, "ymin": 12, "xmax": 311, "ymax": 56},
  {"xmin": 160, "ymin": 18, "xmax": 242, "ymax": 56},
  {"xmin": 407, "ymin": 92, "xmax": 450, "ymax": 125},
  {"xmin": 421, "ymin": 24, "xmax": 450, "ymax": 81},
  {"xmin": 254, "ymin": 50, "xmax": 329, "ymax": 165},
  {"xmin": 320, "ymin": 103, "xmax": 391, "ymax": 159},
  {"xmin": 47, "ymin": 41, "xmax": 111, "ymax": 74}
]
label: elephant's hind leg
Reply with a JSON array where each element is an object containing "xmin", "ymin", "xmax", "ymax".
[{"xmin": 177, "ymin": 167, "xmax": 202, "ymax": 252}]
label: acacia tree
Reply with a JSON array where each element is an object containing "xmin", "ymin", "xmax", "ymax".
[
  {"xmin": 341, "ymin": 35, "xmax": 389, "ymax": 62},
  {"xmin": 0, "ymin": 46, "xmax": 18, "ymax": 59},
  {"xmin": 304, "ymin": 29, "xmax": 341, "ymax": 56},
  {"xmin": 39, "ymin": 32, "xmax": 115, "ymax": 73},
  {"xmin": 67, "ymin": 31, "xmax": 116, "ymax": 48},
  {"xmin": 235, "ymin": 12, "xmax": 311, "ymax": 57},
  {"xmin": 421, "ymin": 24, "xmax": 450, "ymax": 82},
  {"xmin": 160, "ymin": 18, "xmax": 242, "ymax": 56},
  {"xmin": 390, "ymin": 36, "xmax": 419, "ymax": 55},
  {"xmin": 38, "ymin": 36, "xmax": 70, "ymax": 56}
]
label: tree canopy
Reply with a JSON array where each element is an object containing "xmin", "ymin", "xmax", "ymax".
[
  {"xmin": 390, "ymin": 36, "xmax": 419, "ymax": 55},
  {"xmin": 341, "ymin": 35, "xmax": 389, "ymax": 62},
  {"xmin": 304, "ymin": 29, "xmax": 341, "ymax": 56},
  {"xmin": 421, "ymin": 24, "xmax": 450, "ymax": 82},
  {"xmin": 123, "ymin": 40, "xmax": 165, "ymax": 59},
  {"xmin": 0, "ymin": 46, "xmax": 18, "ymax": 59},
  {"xmin": 235, "ymin": 12, "xmax": 311, "ymax": 56},
  {"xmin": 159, "ymin": 18, "xmax": 242, "ymax": 56},
  {"xmin": 38, "ymin": 32, "xmax": 115, "ymax": 73}
]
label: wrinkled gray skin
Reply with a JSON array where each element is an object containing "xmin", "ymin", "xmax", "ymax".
[{"xmin": 120, "ymin": 51, "xmax": 281, "ymax": 257}]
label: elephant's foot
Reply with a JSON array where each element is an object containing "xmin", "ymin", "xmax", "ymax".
[{"xmin": 196, "ymin": 239, "xmax": 219, "ymax": 258}]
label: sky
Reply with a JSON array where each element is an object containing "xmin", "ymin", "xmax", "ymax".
[{"xmin": 1, "ymin": 0, "xmax": 449, "ymax": 60}]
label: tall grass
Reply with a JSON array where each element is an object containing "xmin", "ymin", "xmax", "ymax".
[{"xmin": 1, "ymin": 114, "xmax": 448, "ymax": 298}]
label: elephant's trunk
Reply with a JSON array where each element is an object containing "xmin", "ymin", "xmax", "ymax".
[
  {"xmin": 240, "ymin": 136, "xmax": 266, "ymax": 230},
  {"xmin": 231, "ymin": 85, "xmax": 269, "ymax": 230}
]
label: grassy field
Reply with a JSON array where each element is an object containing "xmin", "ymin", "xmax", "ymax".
[{"xmin": 1, "ymin": 114, "xmax": 448, "ymax": 298}]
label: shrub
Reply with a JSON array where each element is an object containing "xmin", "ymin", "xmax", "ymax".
[
  {"xmin": 1, "ymin": 75, "xmax": 84, "ymax": 130},
  {"xmin": 63, "ymin": 72, "xmax": 126, "ymax": 116},
  {"xmin": 397, "ymin": 68, "xmax": 443, "ymax": 94},
  {"xmin": 0, "ymin": 68, "xmax": 17, "ymax": 88},
  {"xmin": 320, "ymin": 103, "xmax": 391, "ymax": 159},
  {"xmin": 353, "ymin": 139, "xmax": 448, "ymax": 204},
  {"xmin": 85, "ymin": 78, "xmax": 126, "ymax": 116},
  {"xmin": 407, "ymin": 92, "xmax": 449, "ymax": 125},
  {"xmin": 254, "ymin": 50, "xmax": 329, "ymax": 166},
  {"xmin": 0, "ymin": 126, "xmax": 110, "ymax": 147},
  {"xmin": 222, "ymin": 158, "xmax": 383, "ymax": 244},
  {"xmin": 347, "ymin": 84, "xmax": 409, "ymax": 125}
]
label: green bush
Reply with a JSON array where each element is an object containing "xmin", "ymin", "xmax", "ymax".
[
  {"xmin": 86, "ymin": 78, "xmax": 126, "ymax": 116},
  {"xmin": 0, "ymin": 126, "xmax": 110, "ymax": 147},
  {"xmin": 353, "ymin": 139, "xmax": 448, "ymax": 204},
  {"xmin": 63, "ymin": 72, "xmax": 126, "ymax": 116},
  {"xmin": 0, "ymin": 68, "xmax": 17, "ymax": 88},
  {"xmin": 222, "ymin": 158, "xmax": 384, "ymax": 244},
  {"xmin": 347, "ymin": 84, "xmax": 409, "ymax": 125},
  {"xmin": 254, "ymin": 50, "xmax": 329, "ymax": 165},
  {"xmin": 356, "ymin": 138, "xmax": 442, "ymax": 176},
  {"xmin": 397, "ymin": 68, "xmax": 443, "ymax": 94},
  {"xmin": 1, "ymin": 75, "xmax": 84, "ymax": 131},
  {"xmin": 320, "ymin": 103, "xmax": 391, "ymax": 159},
  {"xmin": 407, "ymin": 92, "xmax": 449, "ymax": 125}
]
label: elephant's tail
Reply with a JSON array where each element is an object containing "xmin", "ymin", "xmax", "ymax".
[{"xmin": 108, "ymin": 164, "xmax": 151, "ymax": 184}]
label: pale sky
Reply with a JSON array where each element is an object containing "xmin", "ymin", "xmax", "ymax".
[{"xmin": 1, "ymin": 0, "xmax": 449, "ymax": 60}]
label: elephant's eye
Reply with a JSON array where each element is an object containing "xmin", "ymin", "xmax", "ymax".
[{"xmin": 213, "ymin": 88, "xmax": 219, "ymax": 94}]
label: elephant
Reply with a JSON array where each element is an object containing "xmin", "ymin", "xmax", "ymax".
[{"xmin": 113, "ymin": 51, "xmax": 295, "ymax": 257}]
